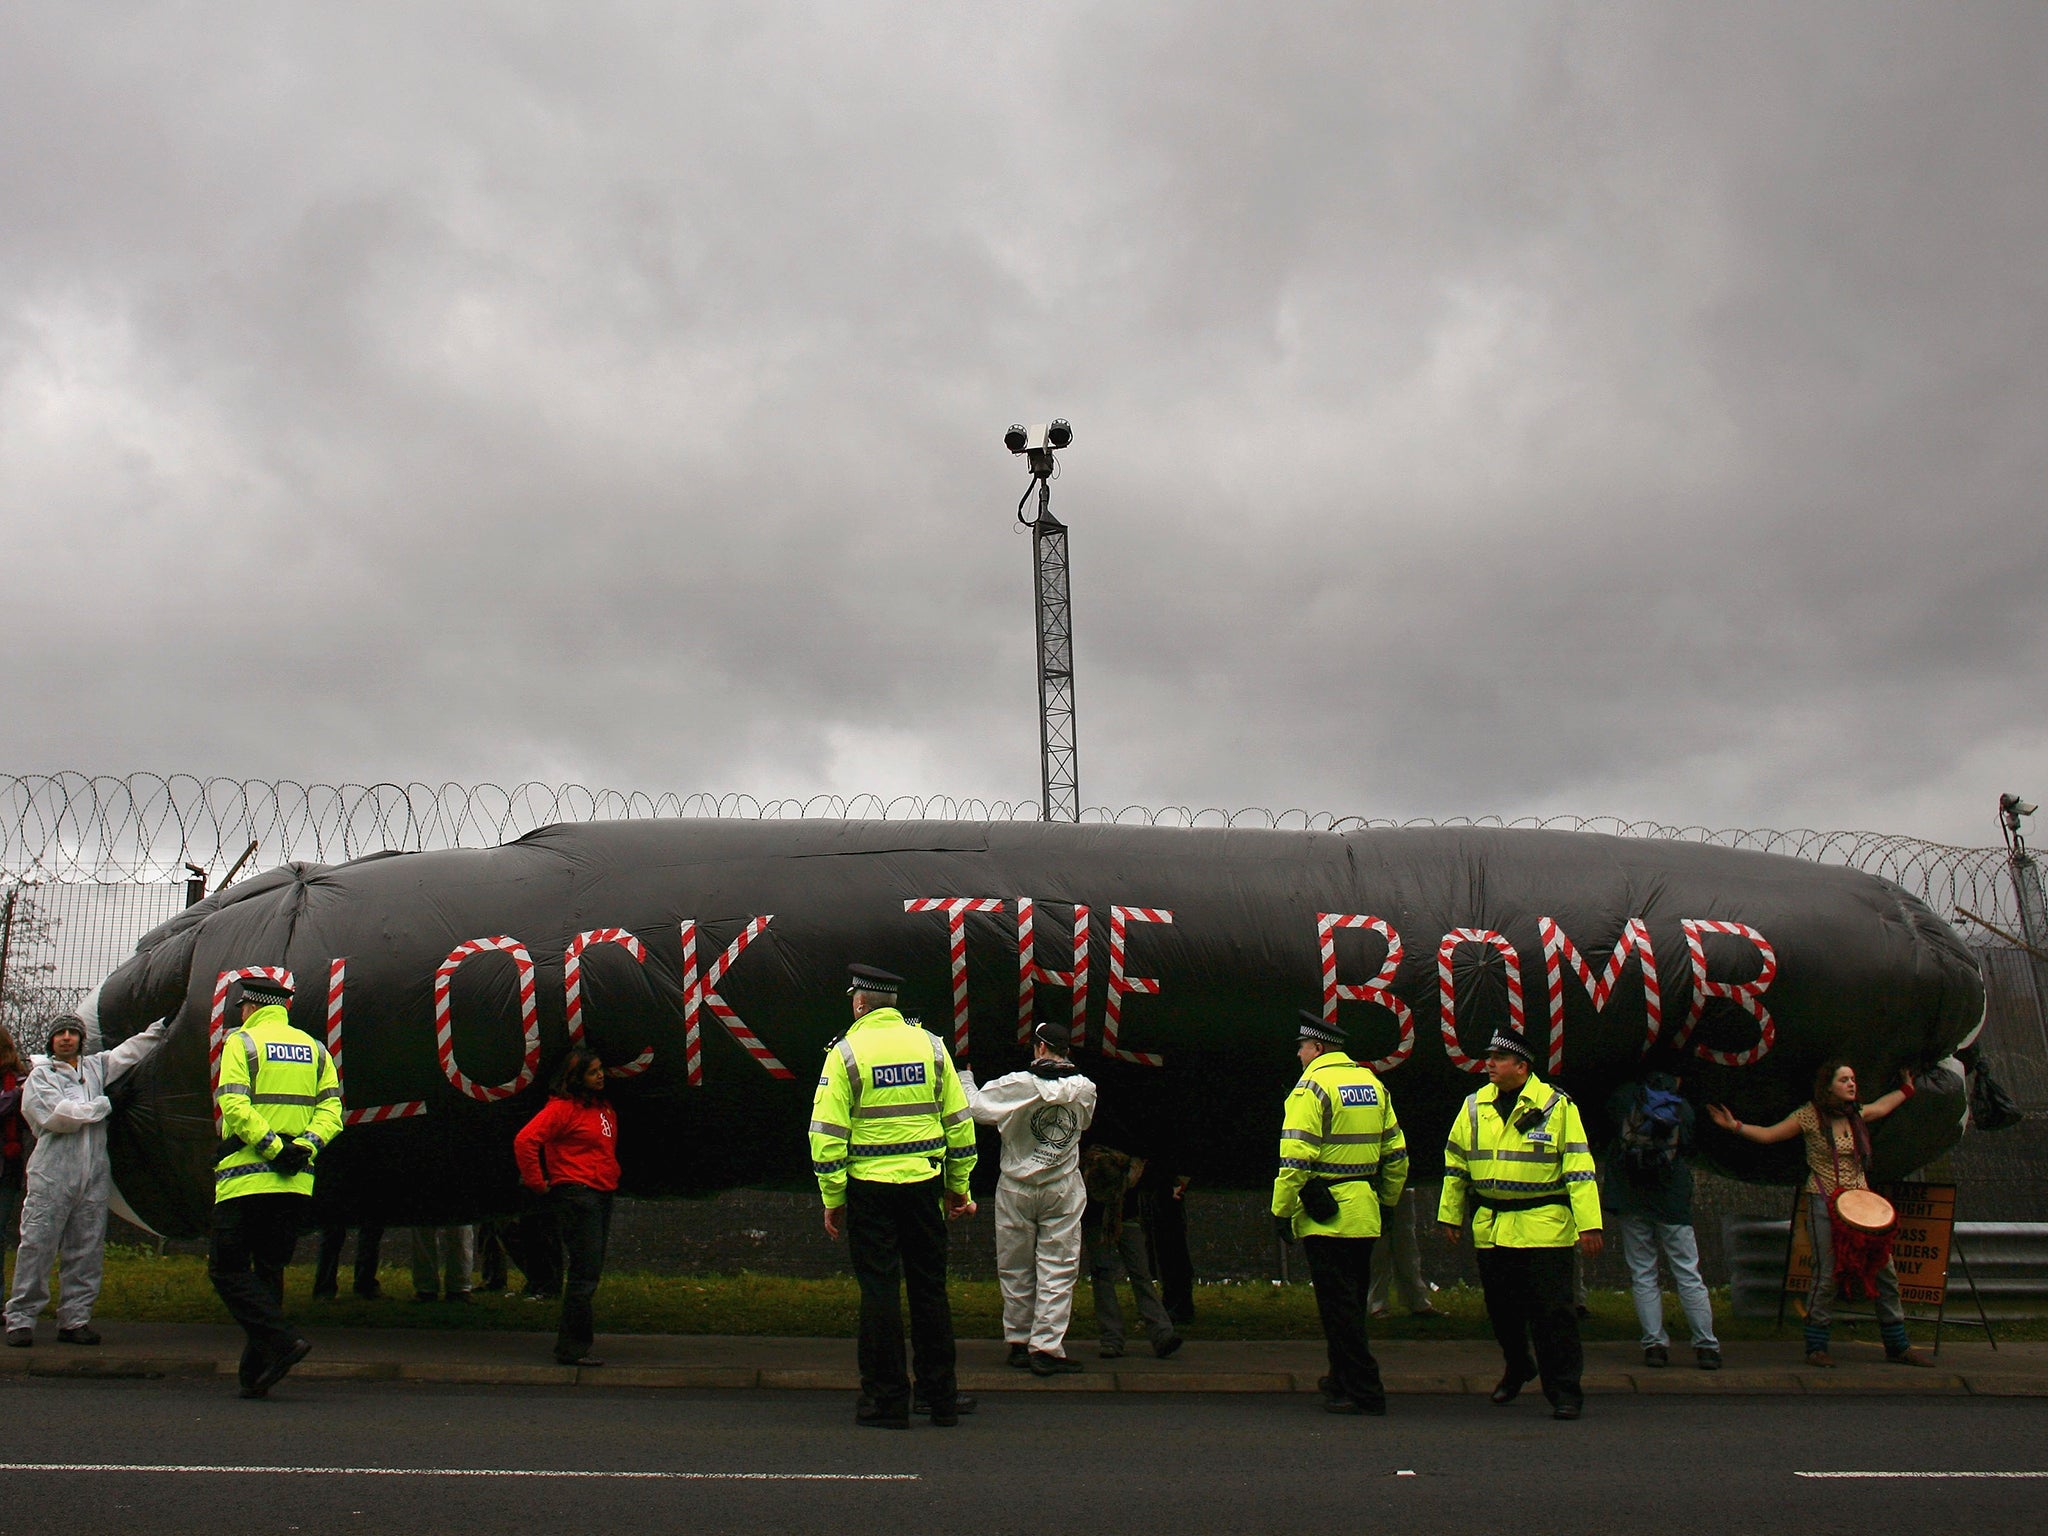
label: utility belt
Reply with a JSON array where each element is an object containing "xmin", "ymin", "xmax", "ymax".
[{"xmin": 1471, "ymin": 1189, "xmax": 1570, "ymax": 1213}]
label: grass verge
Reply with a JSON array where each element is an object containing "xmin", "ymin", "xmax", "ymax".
[{"xmin": 23, "ymin": 1248, "xmax": 2041, "ymax": 1343}]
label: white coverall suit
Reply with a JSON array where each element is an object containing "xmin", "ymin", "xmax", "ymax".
[
  {"xmin": 4, "ymin": 1015, "xmax": 168, "ymax": 1332},
  {"xmin": 960, "ymin": 1061, "xmax": 1096, "ymax": 1357}
]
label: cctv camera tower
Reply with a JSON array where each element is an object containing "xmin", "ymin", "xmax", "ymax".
[{"xmin": 1007, "ymin": 421, "xmax": 1080, "ymax": 822}]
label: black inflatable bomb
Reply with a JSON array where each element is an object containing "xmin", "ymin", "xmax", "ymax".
[{"xmin": 95, "ymin": 820, "xmax": 1980, "ymax": 1238}]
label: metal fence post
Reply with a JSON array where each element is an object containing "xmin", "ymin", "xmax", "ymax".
[{"xmin": 0, "ymin": 887, "xmax": 16, "ymax": 1016}]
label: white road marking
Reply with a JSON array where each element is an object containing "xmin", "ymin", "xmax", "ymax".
[
  {"xmin": 0, "ymin": 1463, "xmax": 916, "ymax": 1481},
  {"xmin": 1797, "ymin": 1472, "xmax": 2048, "ymax": 1480}
]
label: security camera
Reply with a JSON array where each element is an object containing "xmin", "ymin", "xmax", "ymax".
[
  {"xmin": 2001, "ymin": 794, "xmax": 2038, "ymax": 819},
  {"xmin": 1003, "ymin": 420, "xmax": 1074, "ymax": 455}
]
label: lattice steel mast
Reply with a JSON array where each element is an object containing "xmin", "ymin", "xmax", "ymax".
[{"xmin": 1006, "ymin": 420, "xmax": 1079, "ymax": 822}]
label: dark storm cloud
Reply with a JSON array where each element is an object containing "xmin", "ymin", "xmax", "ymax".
[{"xmin": 1, "ymin": 3, "xmax": 2042, "ymax": 845}]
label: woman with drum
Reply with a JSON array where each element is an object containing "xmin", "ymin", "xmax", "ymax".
[{"xmin": 1707, "ymin": 1061, "xmax": 1931, "ymax": 1368}]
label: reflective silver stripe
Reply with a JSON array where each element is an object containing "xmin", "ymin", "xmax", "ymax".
[
  {"xmin": 314, "ymin": 1088, "xmax": 341, "ymax": 1103},
  {"xmin": 836, "ymin": 1040, "xmax": 861, "ymax": 1106},
  {"xmin": 851, "ymin": 1102, "xmax": 937, "ymax": 1120},
  {"xmin": 849, "ymin": 1136, "xmax": 945, "ymax": 1157},
  {"xmin": 252, "ymin": 1092, "xmax": 317, "ymax": 1107},
  {"xmin": 809, "ymin": 1119, "xmax": 851, "ymax": 1138},
  {"xmin": 812, "ymin": 1159, "xmax": 847, "ymax": 1174},
  {"xmin": 1490, "ymin": 1148, "xmax": 1560, "ymax": 1164},
  {"xmin": 1281, "ymin": 1129, "xmax": 1323, "ymax": 1146},
  {"xmin": 1562, "ymin": 1141, "xmax": 1590, "ymax": 1154},
  {"xmin": 213, "ymin": 1085, "xmax": 251, "ymax": 1101},
  {"xmin": 1325, "ymin": 1129, "xmax": 1388, "ymax": 1145},
  {"xmin": 941, "ymin": 1107, "xmax": 970, "ymax": 1126}
]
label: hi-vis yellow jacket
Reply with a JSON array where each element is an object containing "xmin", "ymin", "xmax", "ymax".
[
  {"xmin": 1270, "ymin": 1052, "xmax": 1407, "ymax": 1239},
  {"xmin": 214, "ymin": 1005, "xmax": 343, "ymax": 1203},
  {"xmin": 809, "ymin": 1008, "xmax": 976, "ymax": 1209},
  {"xmin": 1437, "ymin": 1076, "xmax": 1601, "ymax": 1248}
]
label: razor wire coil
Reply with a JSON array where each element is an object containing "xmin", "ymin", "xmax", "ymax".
[{"xmin": 0, "ymin": 771, "xmax": 2024, "ymax": 933}]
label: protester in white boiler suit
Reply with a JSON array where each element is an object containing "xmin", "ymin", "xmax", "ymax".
[
  {"xmin": 5, "ymin": 1006, "xmax": 169, "ymax": 1346},
  {"xmin": 959, "ymin": 1022, "xmax": 1097, "ymax": 1374}
]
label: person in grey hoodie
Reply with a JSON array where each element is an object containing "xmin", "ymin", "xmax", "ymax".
[{"xmin": 959, "ymin": 1022, "xmax": 1097, "ymax": 1375}]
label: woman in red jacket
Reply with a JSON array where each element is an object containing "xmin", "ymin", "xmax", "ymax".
[{"xmin": 514, "ymin": 1048, "xmax": 619, "ymax": 1367}]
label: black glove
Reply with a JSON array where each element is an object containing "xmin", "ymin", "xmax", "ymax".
[
  {"xmin": 270, "ymin": 1138, "xmax": 313, "ymax": 1176},
  {"xmin": 1273, "ymin": 1215, "xmax": 1296, "ymax": 1246}
]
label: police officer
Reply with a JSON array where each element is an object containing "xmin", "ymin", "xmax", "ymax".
[
  {"xmin": 1438, "ymin": 1027, "xmax": 1603, "ymax": 1420},
  {"xmin": 1271, "ymin": 1012, "xmax": 1407, "ymax": 1416},
  {"xmin": 810, "ymin": 964, "xmax": 978, "ymax": 1428},
  {"xmin": 210, "ymin": 976, "xmax": 343, "ymax": 1398}
]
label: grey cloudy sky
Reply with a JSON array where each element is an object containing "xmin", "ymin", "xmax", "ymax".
[{"xmin": 3, "ymin": 3, "xmax": 2043, "ymax": 847}]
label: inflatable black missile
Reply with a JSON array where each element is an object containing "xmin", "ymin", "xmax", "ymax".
[{"xmin": 93, "ymin": 820, "xmax": 1982, "ymax": 1238}]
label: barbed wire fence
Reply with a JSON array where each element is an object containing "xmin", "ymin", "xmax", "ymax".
[
  {"xmin": 0, "ymin": 770, "xmax": 2026, "ymax": 928},
  {"xmin": 1, "ymin": 771, "xmax": 2043, "ymax": 1102}
]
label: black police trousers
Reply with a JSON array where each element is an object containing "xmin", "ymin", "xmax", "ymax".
[
  {"xmin": 1303, "ymin": 1234, "xmax": 1384, "ymax": 1410},
  {"xmin": 845, "ymin": 1176, "xmax": 957, "ymax": 1412},
  {"xmin": 209, "ymin": 1192, "xmax": 309, "ymax": 1386},
  {"xmin": 1475, "ymin": 1243, "xmax": 1583, "ymax": 1407}
]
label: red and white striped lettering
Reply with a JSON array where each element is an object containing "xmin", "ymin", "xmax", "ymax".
[
  {"xmin": 325, "ymin": 958, "xmax": 346, "ymax": 1067},
  {"xmin": 1017, "ymin": 898, "xmax": 1090, "ymax": 1047},
  {"xmin": 434, "ymin": 936, "xmax": 541, "ymax": 1103},
  {"xmin": 905, "ymin": 898, "xmax": 1005, "ymax": 1058},
  {"xmin": 1104, "ymin": 906, "xmax": 1172, "ymax": 1066},
  {"xmin": 680, "ymin": 917, "xmax": 794, "ymax": 1087},
  {"xmin": 1317, "ymin": 914, "xmax": 1415, "ymax": 1073},
  {"xmin": 1538, "ymin": 917, "xmax": 1661, "ymax": 1075},
  {"xmin": 345, "ymin": 1100, "xmax": 428, "ymax": 1125},
  {"xmin": 318, "ymin": 957, "xmax": 428, "ymax": 1125},
  {"xmin": 1436, "ymin": 929, "xmax": 1524, "ymax": 1075},
  {"xmin": 1678, "ymin": 919, "xmax": 1778, "ymax": 1066},
  {"xmin": 564, "ymin": 928, "xmax": 656, "ymax": 1078}
]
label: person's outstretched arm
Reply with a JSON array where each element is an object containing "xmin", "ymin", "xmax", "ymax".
[
  {"xmin": 1706, "ymin": 1102, "xmax": 1802, "ymax": 1144},
  {"xmin": 97, "ymin": 1018, "xmax": 171, "ymax": 1087},
  {"xmin": 1860, "ymin": 1070, "xmax": 1917, "ymax": 1124}
]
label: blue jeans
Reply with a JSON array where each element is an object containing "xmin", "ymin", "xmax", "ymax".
[{"xmin": 1617, "ymin": 1213, "xmax": 1717, "ymax": 1349}]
